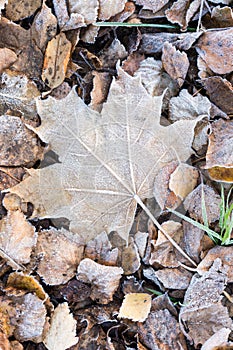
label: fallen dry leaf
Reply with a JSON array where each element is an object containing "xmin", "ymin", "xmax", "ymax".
[
  {"xmin": 42, "ymin": 33, "xmax": 72, "ymax": 89},
  {"xmin": 153, "ymin": 161, "xmax": 181, "ymax": 210},
  {"xmin": 202, "ymin": 77, "xmax": 233, "ymax": 116},
  {"xmin": 150, "ymin": 221, "xmax": 185, "ymax": 268},
  {"xmin": 169, "ymin": 89, "xmax": 211, "ymax": 122},
  {"xmin": 100, "ymin": 38, "xmax": 128, "ymax": 69},
  {"xmin": 0, "ymin": 70, "xmax": 40, "ymax": 122},
  {"xmin": 43, "ymin": 302, "xmax": 78, "ymax": 350},
  {"xmin": 138, "ymin": 295, "xmax": 187, "ymax": 350},
  {"xmin": 196, "ymin": 28, "xmax": 233, "ymax": 75},
  {"xmin": 120, "ymin": 236, "xmax": 141, "ymax": 275},
  {"xmin": 0, "ymin": 209, "xmax": 36, "ymax": 266},
  {"xmin": 5, "ymin": 0, "xmax": 42, "ymax": 21},
  {"xmin": 0, "ymin": 330, "xmax": 10, "ymax": 350},
  {"xmin": 162, "ymin": 42, "xmax": 189, "ymax": 87},
  {"xmin": 169, "ymin": 163, "xmax": 199, "ymax": 200},
  {"xmin": 205, "ymin": 119, "xmax": 233, "ymax": 182},
  {"xmin": 135, "ymin": 231, "xmax": 148, "ymax": 258},
  {"xmin": 0, "ymin": 48, "xmax": 17, "ymax": 73},
  {"xmin": 68, "ymin": 0, "xmax": 98, "ymax": 25},
  {"xmin": 154, "ymin": 267, "xmax": 193, "ymax": 290},
  {"xmin": 201, "ymin": 328, "xmax": 232, "ymax": 350},
  {"xmin": 118, "ymin": 293, "xmax": 151, "ymax": 322},
  {"xmin": 0, "ymin": 115, "xmax": 42, "ymax": 166},
  {"xmin": 184, "ymin": 184, "xmax": 221, "ymax": 223},
  {"xmin": 180, "ymin": 259, "xmax": 232, "ymax": 346},
  {"xmin": 77, "ymin": 258, "xmax": 123, "ymax": 304},
  {"xmin": 197, "ymin": 246, "xmax": 233, "ymax": 283},
  {"xmin": 9, "ymin": 67, "xmax": 200, "ymax": 244},
  {"xmin": 134, "ymin": 57, "xmax": 179, "ymax": 109},
  {"xmin": 165, "ymin": 0, "xmax": 201, "ymax": 31},
  {"xmin": 98, "ymin": 0, "xmax": 127, "ymax": 20},
  {"xmin": 30, "ymin": 3, "xmax": 57, "ymax": 52},
  {"xmin": 90, "ymin": 71, "xmax": 112, "ymax": 112},
  {"xmin": 84, "ymin": 231, "xmax": 118, "ymax": 266},
  {"xmin": 135, "ymin": 0, "xmax": 170, "ymax": 12},
  {"xmin": 0, "ymin": 167, "xmax": 25, "ymax": 191},
  {"xmin": 211, "ymin": 6, "xmax": 233, "ymax": 28},
  {"xmin": 182, "ymin": 221, "xmax": 204, "ymax": 264},
  {"xmin": 35, "ymin": 228, "xmax": 84, "ymax": 285}
]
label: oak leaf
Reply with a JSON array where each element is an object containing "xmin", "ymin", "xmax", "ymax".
[{"xmin": 10, "ymin": 68, "xmax": 199, "ymax": 244}]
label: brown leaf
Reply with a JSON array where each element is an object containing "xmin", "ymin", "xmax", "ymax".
[
  {"xmin": 43, "ymin": 303, "xmax": 78, "ymax": 350},
  {"xmin": 154, "ymin": 267, "xmax": 193, "ymax": 290},
  {"xmin": 165, "ymin": 0, "xmax": 201, "ymax": 31},
  {"xmin": 162, "ymin": 42, "xmax": 189, "ymax": 87},
  {"xmin": 211, "ymin": 6, "xmax": 233, "ymax": 28},
  {"xmin": 67, "ymin": 0, "xmax": 98, "ymax": 25},
  {"xmin": 30, "ymin": 3, "xmax": 57, "ymax": 52},
  {"xmin": 76, "ymin": 258, "xmax": 123, "ymax": 304},
  {"xmin": 9, "ymin": 67, "xmax": 199, "ymax": 243},
  {"xmin": 201, "ymin": 328, "xmax": 232, "ymax": 350},
  {"xmin": 120, "ymin": 236, "xmax": 141, "ymax": 275},
  {"xmin": 153, "ymin": 161, "xmax": 181, "ymax": 210},
  {"xmin": 169, "ymin": 163, "xmax": 199, "ymax": 201},
  {"xmin": 180, "ymin": 259, "xmax": 232, "ymax": 346},
  {"xmin": 6, "ymin": 272, "xmax": 47, "ymax": 300},
  {"xmin": 42, "ymin": 33, "xmax": 72, "ymax": 89},
  {"xmin": 0, "ymin": 115, "xmax": 42, "ymax": 166},
  {"xmin": 0, "ymin": 70, "xmax": 40, "ymax": 122},
  {"xmin": 35, "ymin": 228, "xmax": 84, "ymax": 285},
  {"xmin": 0, "ymin": 48, "xmax": 17, "ymax": 73},
  {"xmin": 150, "ymin": 221, "xmax": 185, "ymax": 268},
  {"xmin": 182, "ymin": 221, "xmax": 204, "ymax": 264},
  {"xmin": 98, "ymin": 0, "xmax": 127, "ymax": 20},
  {"xmin": 0, "ymin": 210, "xmax": 36, "ymax": 266},
  {"xmin": 0, "ymin": 167, "xmax": 25, "ymax": 191},
  {"xmin": 184, "ymin": 184, "xmax": 221, "ymax": 223},
  {"xmin": 100, "ymin": 39, "xmax": 128, "ymax": 69},
  {"xmin": 135, "ymin": 0, "xmax": 169, "ymax": 12},
  {"xmin": 197, "ymin": 246, "xmax": 233, "ymax": 283},
  {"xmin": 205, "ymin": 119, "xmax": 233, "ymax": 182},
  {"xmin": 5, "ymin": 0, "xmax": 42, "ymax": 21},
  {"xmin": 202, "ymin": 77, "xmax": 233, "ymax": 116},
  {"xmin": 122, "ymin": 52, "xmax": 145, "ymax": 76},
  {"xmin": 118, "ymin": 293, "xmax": 151, "ymax": 322},
  {"xmin": 90, "ymin": 71, "xmax": 112, "ymax": 112},
  {"xmin": 138, "ymin": 296, "xmax": 187, "ymax": 350},
  {"xmin": 0, "ymin": 330, "xmax": 10, "ymax": 350},
  {"xmin": 196, "ymin": 28, "xmax": 233, "ymax": 75},
  {"xmin": 84, "ymin": 231, "xmax": 118, "ymax": 266}
]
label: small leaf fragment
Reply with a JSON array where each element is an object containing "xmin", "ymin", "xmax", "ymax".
[
  {"xmin": 44, "ymin": 303, "xmax": 78, "ymax": 350},
  {"xmin": 118, "ymin": 293, "xmax": 151, "ymax": 322}
]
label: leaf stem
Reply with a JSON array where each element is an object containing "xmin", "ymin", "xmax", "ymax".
[{"xmin": 134, "ymin": 194, "xmax": 197, "ymax": 267}]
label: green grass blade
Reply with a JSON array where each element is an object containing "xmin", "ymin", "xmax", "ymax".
[
  {"xmin": 168, "ymin": 209, "xmax": 222, "ymax": 241},
  {"xmin": 219, "ymin": 185, "xmax": 225, "ymax": 231},
  {"xmin": 94, "ymin": 22, "xmax": 197, "ymax": 31}
]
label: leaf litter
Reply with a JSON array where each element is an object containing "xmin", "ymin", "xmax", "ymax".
[{"xmin": 0, "ymin": 1, "xmax": 233, "ymax": 349}]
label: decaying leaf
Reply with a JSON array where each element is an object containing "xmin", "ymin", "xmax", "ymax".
[
  {"xmin": 120, "ymin": 236, "xmax": 141, "ymax": 275},
  {"xmin": 30, "ymin": 3, "xmax": 57, "ymax": 52},
  {"xmin": 42, "ymin": 33, "xmax": 72, "ymax": 89},
  {"xmin": 100, "ymin": 39, "xmax": 128, "ymax": 69},
  {"xmin": 205, "ymin": 119, "xmax": 233, "ymax": 183},
  {"xmin": 0, "ymin": 167, "xmax": 25, "ymax": 191},
  {"xmin": 77, "ymin": 258, "xmax": 123, "ymax": 304},
  {"xmin": 150, "ymin": 221, "xmax": 185, "ymax": 268},
  {"xmin": 35, "ymin": 228, "xmax": 84, "ymax": 285},
  {"xmin": 134, "ymin": 57, "xmax": 179, "ymax": 109},
  {"xmin": 0, "ymin": 209, "xmax": 36, "ymax": 266},
  {"xmin": 182, "ymin": 221, "xmax": 204, "ymax": 264},
  {"xmin": 154, "ymin": 267, "xmax": 193, "ymax": 290},
  {"xmin": 184, "ymin": 184, "xmax": 221, "ymax": 223},
  {"xmin": 135, "ymin": 0, "xmax": 169, "ymax": 12},
  {"xmin": 202, "ymin": 77, "xmax": 233, "ymax": 116},
  {"xmin": 211, "ymin": 6, "xmax": 233, "ymax": 28},
  {"xmin": 14, "ymin": 293, "xmax": 46, "ymax": 342},
  {"xmin": 43, "ymin": 302, "xmax": 78, "ymax": 350},
  {"xmin": 138, "ymin": 294, "xmax": 187, "ymax": 350},
  {"xmin": 5, "ymin": 0, "xmax": 42, "ymax": 21},
  {"xmin": 118, "ymin": 293, "xmax": 151, "ymax": 322},
  {"xmin": 180, "ymin": 259, "xmax": 232, "ymax": 346},
  {"xmin": 153, "ymin": 161, "xmax": 181, "ymax": 210},
  {"xmin": 165, "ymin": 0, "xmax": 201, "ymax": 31},
  {"xmin": 85, "ymin": 231, "xmax": 118, "ymax": 266},
  {"xmin": 162, "ymin": 42, "xmax": 189, "ymax": 87},
  {"xmin": 9, "ymin": 67, "xmax": 200, "ymax": 244},
  {"xmin": 0, "ymin": 115, "xmax": 42, "ymax": 166},
  {"xmin": 169, "ymin": 163, "xmax": 199, "ymax": 200},
  {"xmin": 197, "ymin": 246, "xmax": 233, "ymax": 283},
  {"xmin": 201, "ymin": 328, "xmax": 232, "ymax": 350},
  {"xmin": 0, "ymin": 70, "xmax": 40, "ymax": 122},
  {"xmin": 68, "ymin": 0, "xmax": 98, "ymax": 25},
  {"xmin": 169, "ymin": 89, "xmax": 211, "ymax": 122},
  {"xmin": 0, "ymin": 48, "xmax": 17, "ymax": 73},
  {"xmin": 90, "ymin": 71, "xmax": 112, "ymax": 112},
  {"xmin": 98, "ymin": 0, "xmax": 127, "ymax": 20},
  {"xmin": 196, "ymin": 28, "xmax": 233, "ymax": 75}
]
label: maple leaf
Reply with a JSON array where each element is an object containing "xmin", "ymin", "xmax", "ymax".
[{"xmin": 9, "ymin": 68, "xmax": 199, "ymax": 259}]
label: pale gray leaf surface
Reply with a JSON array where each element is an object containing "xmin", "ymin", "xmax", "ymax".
[{"xmin": 9, "ymin": 68, "xmax": 199, "ymax": 243}]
